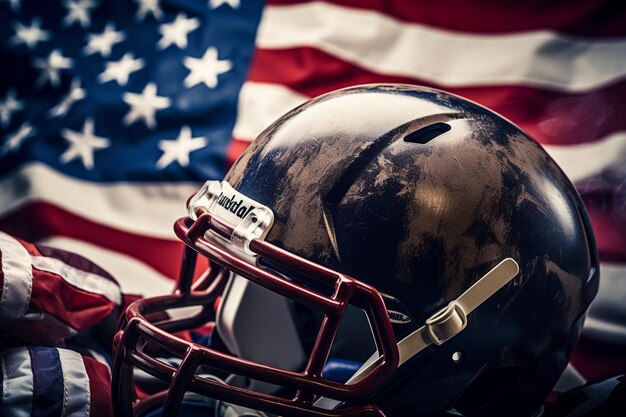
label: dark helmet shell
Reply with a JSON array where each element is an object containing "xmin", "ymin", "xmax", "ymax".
[{"xmin": 225, "ymin": 84, "xmax": 599, "ymax": 416}]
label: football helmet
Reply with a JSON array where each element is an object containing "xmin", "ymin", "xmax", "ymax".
[{"xmin": 112, "ymin": 85, "xmax": 599, "ymax": 417}]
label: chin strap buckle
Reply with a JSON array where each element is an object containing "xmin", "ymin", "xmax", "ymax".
[
  {"xmin": 425, "ymin": 301, "xmax": 468, "ymax": 346},
  {"xmin": 395, "ymin": 258, "xmax": 520, "ymax": 367}
]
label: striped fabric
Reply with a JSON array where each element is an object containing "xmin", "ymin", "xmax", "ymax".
[
  {"xmin": 0, "ymin": 232, "xmax": 121, "ymax": 343},
  {"xmin": 0, "ymin": 346, "xmax": 111, "ymax": 417},
  {"xmin": 0, "ymin": 0, "xmax": 622, "ymax": 315}
]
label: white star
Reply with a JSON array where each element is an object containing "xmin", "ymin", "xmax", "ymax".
[
  {"xmin": 135, "ymin": 0, "xmax": 163, "ymax": 21},
  {"xmin": 123, "ymin": 83, "xmax": 170, "ymax": 129},
  {"xmin": 84, "ymin": 23, "xmax": 125, "ymax": 57},
  {"xmin": 98, "ymin": 53, "xmax": 144, "ymax": 86},
  {"xmin": 183, "ymin": 47, "xmax": 232, "ymax": 89},
  {"xmin": 0, "ymin": 122, "xmax": 35, "ymax": 157},
  {"xmin": 208, "ymin": 0, "xmax": 240, "ymax": 9},
  {"xmin": 1, "ymin": 0, "xmax": 21, "ymax": 12},
  {"xmin": 60, "ymin": 118, "xmax": 110, "ymax": 169},
  {"xmin": 11, "ymin": 18, "xmax": 51, "ymax": 50},
  {"xmin": 0, "ymin": 89, "xmax": 24, "ymax": 128},
  {"xmin": 33, "ymin": 49, "xmax": 73, "ymax": 89},
  {"xmin": 158, "ymin": 13, "xmax": 200, "ymax": 50},
  {"xmin": 63, "ymin": 0, "xmax": 97, "ymax": 29},
  {"xmin": 156, "ymin": 126, "xmax": 207, "ymax": 169},
  {"xmin": 49, "ymin": 78, "xmax": 86, "ymax": 118}
]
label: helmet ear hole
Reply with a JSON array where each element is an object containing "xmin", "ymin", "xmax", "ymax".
[
  {"xmin": 453, "ymin": 367, "xmax": 522, "ymax": 416},
  {"xmin": 403, "ymin": 122, "xmax": 451, "ymax": 144}
]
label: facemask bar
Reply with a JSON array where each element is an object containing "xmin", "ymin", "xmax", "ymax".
[{"xmin": 112, "ymin": 208, "xmax": 400, "ymax": 417}]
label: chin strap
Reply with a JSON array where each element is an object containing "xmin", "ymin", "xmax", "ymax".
[
  {"xmin": 348, "ymin": 258, "xmax": 520, "ymax": 385},
  {"xmin": 397, "ymin": 257, "xmax": 520, "ymax": 365}
]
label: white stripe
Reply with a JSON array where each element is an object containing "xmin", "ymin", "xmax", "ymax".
[
  {"xmin": 257, "ymin": 2, "xmax": 626, "ymax": 92},
  {"xmin": 0, "ymin": 347, "xmax": 33, "ymax": 417},
  {"xmin": 234, "ymin": 83, "xmax": 624, "ymax": 185},
  {"xmin": 0, "ymin": 162, "xmax": 199, "ymax": 239},
  {"xmin": 37, "ymin": 236, "xmax": 175, "ymax": 297},
  {"xmin": 30, "ymin": 255, "xmax": 122, "ymax": 305},
  {"xmin": 58, "ymin": 348, "xmax": 90, "ymax": 417},
  {"xmin": 0, "ymin": 231, "xmax": 32, "ymax": 321},
  {"xmin": 233, "ymin": 82, "xmax": 307, "ymax": 141},
  {"xmin": 233, "ymin": 82, "xmax": 308, "ymax": 140},
  {"xmin": 544, "ymin": 131, "xmax": 626, "ymax": 183}
]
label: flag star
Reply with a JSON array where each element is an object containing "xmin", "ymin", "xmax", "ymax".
[
  {"xmin": 63, "ymin": 0, "xmax": 97, "ymax": 29},
  {"xmin": 158, "ymin": 13, "xmax": 200, "ymax": 50},
  {"xmin": 49, "ymin": 78, "xmax": 86, "ymax": 118},
  {"xmin": 98, "ymin": 53, "xmax": 144, "ymax": 86},
  {"xmin": 33, "ymin": 49, "xmax": 73, "ymax": 89},
  {"xmin": 135, "ymin": 0, "xmax": 163, "ymax": 21},
  {"xmin": 60, "ymin": 118, "xmax": 110, "ymax": 169},
  {"xmin": 156, "ymin": 125, "xmax": 207, "ymax": 169},
  {"xmin": 209, "ymin": 0, "xmax": 240, "ymax": 9},
  {"xmin": 84, "ymin": 23, "xmax": 125, "ymax": 57},
  {"xmin": 123, "ymin": 83, "xmax": 170, "ymax": 129},
  {"xmin": 11, "ymin": 18, "xmax": 51, "ymax": 50},
  {"xmin": 183, "ymin": 47, "xmax": 232, "ymax": 89},
  {"xmin": 1, "ymin": 122, "xmax": 35, "ymax": 157},
  {"xmin": 0, "ymin": 89, "xmax": 24, "ymax": 128}
]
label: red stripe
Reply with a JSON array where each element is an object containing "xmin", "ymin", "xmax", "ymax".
[
  {"xmin": 7, "ymin": 240, "xmax": 115, "ymax": 331},
  {"xmin": 0, "ymin": 202, "xmax": 208, "ymax": 280},
  {"xmin": 267, "ymin": 0, "xmax": 626, "ymax": 37},
  {"xmin": 583, "ymin": 194, "xmax": 626, "ymax": 264},
  {"xmin": 83, "ymin": 355, "xmax": 114, "ymax": 417},
  {"xmin": 31, "ymin": 267, "xmax": 114, "ymax": 330},
  {"xmin": 226, "ymin": 138, "xmax": 253, "ymax": 169},
  {"xmin": 248, "ymin": 47, "xmax": 626, "ymax": 145}
]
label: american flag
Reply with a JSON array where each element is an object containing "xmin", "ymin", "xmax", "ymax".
[{"xmin": 1, "ymin": 0, "xmax": 625, "ymax": 385}]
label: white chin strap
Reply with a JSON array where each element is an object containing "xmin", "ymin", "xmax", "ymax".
[{"xmin": 347, "ymin": 258, "xmax": 520, "ymax": 385}]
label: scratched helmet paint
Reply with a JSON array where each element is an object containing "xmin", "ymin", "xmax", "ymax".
[{"xmin": 112, "ymin": 85, "xmax": 599, "ymax": 417}]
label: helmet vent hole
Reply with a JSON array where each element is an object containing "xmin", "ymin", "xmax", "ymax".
[
  {"xmin": 404, "ymin": 122, "xmax": 451, "ymax": 144},
  {"xmin": 452, "ymin": 351, "xmax": 462, "ymax": 363}
]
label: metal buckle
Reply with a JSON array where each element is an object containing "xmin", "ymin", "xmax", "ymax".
[{"xmin": 424, "ymin": 301, "xmax": 468, "ymax": 346}]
